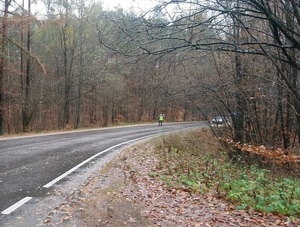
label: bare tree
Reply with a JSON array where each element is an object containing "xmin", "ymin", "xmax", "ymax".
[
  {"xmin": 0, "ymin": 0, "xmax": 12, "ymax": 135},
  {"xmin": 22, "ymin": 0, "xmax": 32, "ymax": 132},
  {"xmin": 97, "ymin": 0, "xmax": 300, "ymax": 149}
]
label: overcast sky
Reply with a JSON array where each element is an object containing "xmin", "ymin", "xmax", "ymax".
[
  {"xmin": 14, "ymin": 0, "xmax": 157, "ymax": 16},
  {"xmin": 101, "ymin": 0, "xmax": 155, "ymax": 12}
]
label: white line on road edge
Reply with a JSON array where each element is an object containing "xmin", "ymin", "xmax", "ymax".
[
  {"xmin": 1, "ymin": 135, "xmax": 154, "ymax": 216},
  {"xmin": 1, "ymin": 197, "xmax": 32, "ymax": 215},
  {"xmin": 43, "ymin": 135, "xmax": 153, "ymax": 189},
  {"xmin": 1, "ymin": 126, "xmax": 197, "ymax": 215}
]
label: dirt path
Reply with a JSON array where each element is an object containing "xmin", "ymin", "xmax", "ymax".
[{"xmin": 45, "ymin": 142, "xmax": 300, "ymax": 227}]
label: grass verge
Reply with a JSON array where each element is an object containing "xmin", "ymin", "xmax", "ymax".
[{"xmin": 151, "ymin": 128, "xmax": 300, "ymax": 219}]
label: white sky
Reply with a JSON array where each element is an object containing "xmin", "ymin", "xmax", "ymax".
[
  {"xmin": 16, "ymin": 0, "xmax": 157, "ymax": 16},
  {"xmin": 101, "ymin": 0, "xmax": 156, "ymax": 12}
]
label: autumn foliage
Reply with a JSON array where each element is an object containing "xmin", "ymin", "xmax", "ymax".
[{"xmin": 224, "ymin": 139, "xmax": 300, "ymax": 165}]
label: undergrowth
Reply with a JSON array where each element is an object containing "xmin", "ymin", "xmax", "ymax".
[{"xmin": 152, "ymin": 128, "xmax": 300, "ymax": 218}]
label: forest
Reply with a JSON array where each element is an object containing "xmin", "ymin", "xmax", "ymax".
[{"xmin": 0, "ymin": 0, "xmax": 300, "ymax": 158}]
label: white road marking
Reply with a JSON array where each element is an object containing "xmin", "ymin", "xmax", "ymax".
[
  {"xmin": 1, "ymin": 135, "xmax": 155, "ymax": 215},
  {"xmin": 1, "ymin": 197, "xmax": 32, "ymax": 215},
  {"xmin": 43, "ymin": 135, "xmax": 153, "ymax": 188}
]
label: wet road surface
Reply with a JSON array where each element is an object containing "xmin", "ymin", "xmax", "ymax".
[{"xmin": 0, "ymin": 122, "xmax": 206, "ymax": 226}]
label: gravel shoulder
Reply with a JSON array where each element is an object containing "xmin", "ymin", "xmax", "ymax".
[{"xmin": 45, "ymin": 141, "xmax": 300, "ymax": 227}]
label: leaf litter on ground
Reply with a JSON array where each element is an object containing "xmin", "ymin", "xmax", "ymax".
[{"xmin": 45, "ymin": 130, "xmax": 300, "ymax": 227}]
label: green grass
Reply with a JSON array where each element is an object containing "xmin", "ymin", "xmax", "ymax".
[{"xmin": 151, "ymin": 129, "xmax": 300, "ymax": 218}]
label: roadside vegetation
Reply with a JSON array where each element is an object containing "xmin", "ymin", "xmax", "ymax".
[{"xmin": 152, "ymin": 129, "xmax": 300, "ymax": 219}]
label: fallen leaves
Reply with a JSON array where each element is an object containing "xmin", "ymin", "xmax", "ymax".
[
  {"xmin": 44, "ymin": 141, "xmax": 300, "ymax": 226},
  {"xmin": 223, "ymin": 139, "xmax": 300, "ymax": 165},
  {"xmin": 122, "ymin": 143, "xmax": 300, "ymax": 227}
]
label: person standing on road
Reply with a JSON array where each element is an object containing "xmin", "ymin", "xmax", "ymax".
[{"xmin": 158, "ymin": 114, "xmax": 164, "ymax": 126}]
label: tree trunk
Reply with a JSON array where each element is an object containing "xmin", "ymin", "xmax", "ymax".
[
  {"xmin": 232, "ymin": 0, "xmax": 246, "ymax": 143},
  {"xmin": 22, "ymin": 0, "xmax": 32, "ymax": 132},
  {"xmin": 62, "ymin": 3, "xmax": 71, "ymax": 128},
  {"xmin": 0, "ymin": 0, "xmax": 10, "ymax": 135},
  {"xmin": 285, "ymin": 0, "xmax": 300, "ymax": 148}
]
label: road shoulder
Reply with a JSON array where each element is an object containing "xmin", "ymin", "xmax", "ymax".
[
  {"xmin": 44, "ymin": 142, "xmax": 154, "ymax": 226},
  {"xmin": 45, "ymin": 140, "xmax": 299, "ymax": 226}
]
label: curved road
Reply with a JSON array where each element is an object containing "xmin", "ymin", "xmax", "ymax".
[{"xmin": 0, "ymin": 122, "xmax": 205, "ymax": 225}]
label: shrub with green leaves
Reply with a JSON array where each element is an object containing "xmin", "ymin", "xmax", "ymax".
[{"xmin": 221, "ymin": 171, "xmax": 300, "ymax": 217}]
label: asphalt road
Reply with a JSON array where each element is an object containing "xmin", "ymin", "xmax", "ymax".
[{"xmin": 0, "ymin": 122, "xmax": 205, "ymax": 225}]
